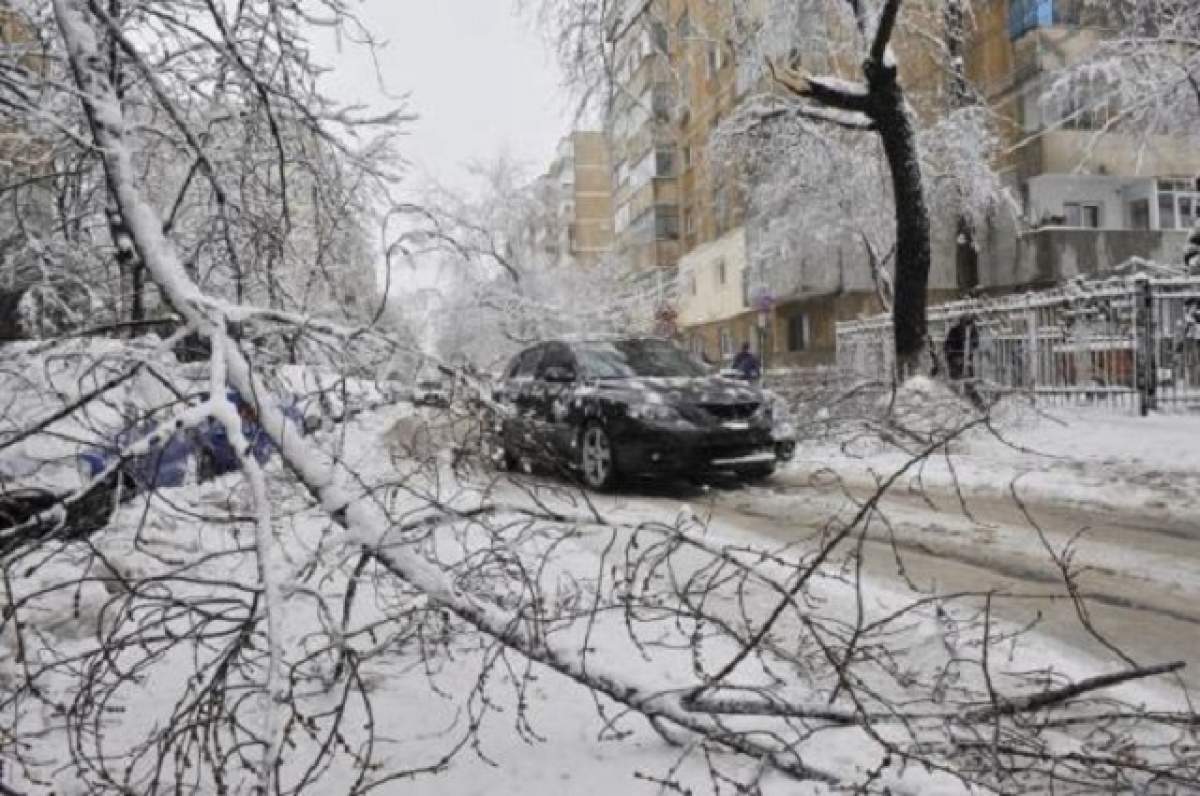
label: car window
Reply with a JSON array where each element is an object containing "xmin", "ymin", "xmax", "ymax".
[
  {"xmin": 512, "ymin": 346, "xmax": 543, "ymax": 379},
  {"xmin": 537, "ymin": 343, "xmax": 577, "ymax": 378},
  {"xmin": 574, "ymin": 339, "xmax": 710, "ymax": 379},
  {"xmin": 504, "ymin": 355, "xmax": 523, "ymax": 380}
]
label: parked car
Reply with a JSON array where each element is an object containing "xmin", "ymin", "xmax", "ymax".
[
  {"xmin": 487, "ymin": 337, "xmax": 796, "ymax": 489},
  {"xmin": 0, "ymin": 468, "xmax": 132, "ymax": 556},
  {"xmin": 414, "ymin": 379, "xmax": 450, "ymax": 407},
  {"xmin": 78, "ymin": 389, "xmax": 296, "ymax": 491}
]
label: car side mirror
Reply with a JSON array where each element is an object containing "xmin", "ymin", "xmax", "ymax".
[{"xmin": 542, "ymin": 365, "xmax": 576, "ymax": 384}]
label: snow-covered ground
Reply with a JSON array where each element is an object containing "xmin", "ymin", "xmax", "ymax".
[
  {"xmin": 3, "ymin": 361, "xmax": 1198, "ymax": 794},
  {"xmin": 789, "ymin": 378, "xmax": 1200, "ymax": 519}
]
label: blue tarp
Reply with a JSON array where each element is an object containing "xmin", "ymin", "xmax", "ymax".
[{"xmin": 80, "ymin": 390, "xmax": 299, "ymax": 489}]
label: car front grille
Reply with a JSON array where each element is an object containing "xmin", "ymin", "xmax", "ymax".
[{"xmin": 699, "ymin": 402, "xmax": 760, "ymax": 421}]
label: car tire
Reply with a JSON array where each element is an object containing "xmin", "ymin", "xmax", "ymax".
[
  {"xmin": 483, "ymin": 419, "xmax": 518, "ymax": 472},
  {"xmin": 578, "ymin": 422, "xmax": 619, "ymax": 491}
]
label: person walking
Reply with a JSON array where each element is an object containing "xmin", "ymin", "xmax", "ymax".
[
  {"xmin": 731, "ymin": 342, "xmax": 761, "ymax": 381},
  {"xmin": 943, "ymin": 314, "xmax": 982, "ymax": 407}
]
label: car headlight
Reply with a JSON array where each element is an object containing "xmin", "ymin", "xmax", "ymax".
[
  {"xmin": 760, "ymin": 393, "xmax": 793, "ymax": 436},
  {"xmin": 754, "ymin": 392, "xmax": 788, "ymax": 422},
  {"xmin": 628, "ymin": 402, "xmax": 686, "ymax": 425}
]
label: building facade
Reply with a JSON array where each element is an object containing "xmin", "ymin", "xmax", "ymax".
[
  {"xmin": 680, "ymin": 0, "xmax": 1200, "ymax": 367},
  {"xmin": 536, "ymin": 132, "xmax": 616, "ymax": 270},
  {"xmin": 667, "ymin": 0, "xmax": 756, "ymax": 363},
  {"xmin": 544, "ymin": 0, "xmax": 1198, "ymax": 368},
  {"xmin": 606, "ymin": 0, "xmax": 683, "ymax": 274},
  {"xmin": 967, "ymin": 0, "xmax": 1200, "ymax": 288}
]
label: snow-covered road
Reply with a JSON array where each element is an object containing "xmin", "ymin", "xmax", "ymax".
[
  {"xmin": 365, "ymin": 406, "xmax": 1200, "ymax": 794},
  {"xmin": 716, "ymin": 476, "xmax": 1200, "ymax": 693},
  {"xmin": 502, "ymin": 467, "xmax": 1200, "ymax": 693}
]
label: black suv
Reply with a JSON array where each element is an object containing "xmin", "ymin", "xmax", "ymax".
[{"xmin": 488, "ymin": 337, "xmax": 794, "ymax": 489}]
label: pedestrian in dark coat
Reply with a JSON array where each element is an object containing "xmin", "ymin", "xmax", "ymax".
[{"xmin": 731, "ymin": 342, "xmax": 761, "ymax": 380}]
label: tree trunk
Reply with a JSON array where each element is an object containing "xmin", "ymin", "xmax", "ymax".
[
  {"xmin": 955, "ymin": 217, "xmax": 979, "ymax": 292},
  {"xmin": 866, "ymin": 65, "xmax": 931, "ymax": 378},
  {"xmin": 944, "ymin": 0, "xmax": 979, "ymax": 295}
]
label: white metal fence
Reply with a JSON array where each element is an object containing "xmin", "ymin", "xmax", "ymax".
[{"xmin": 836, "ymin": 276, "xmax": 1200, "ymax": 414}]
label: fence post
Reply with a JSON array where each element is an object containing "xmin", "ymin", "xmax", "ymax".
[
  {"xmin": 1025, "ymin": 301, "xmax": 1037, "ymax": 392},
  {"xmin": 1136, "ymin": 275, "xmax": 1157, "ymax": 416}
]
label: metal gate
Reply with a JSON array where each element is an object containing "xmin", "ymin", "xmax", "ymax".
[{"xmin": 836, "ymin": 276, "xmax": 1200, "ymax": 415}]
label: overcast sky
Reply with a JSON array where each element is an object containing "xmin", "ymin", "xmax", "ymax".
[{"xmin": 313, "ymin": 1, "xmax": 571, "ymax": 190}]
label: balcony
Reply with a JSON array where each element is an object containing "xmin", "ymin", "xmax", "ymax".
[
  {"xmin": 1008, "ymin": 0, "xmax": 1119, "ymax": 40},
  {"xmin": 1011, "ymin": 131, "xmax": 1200, "ymax": 183},
  {"xmin": 985, "ymin": 227, "xmax": 1191, "ymax": 289}
]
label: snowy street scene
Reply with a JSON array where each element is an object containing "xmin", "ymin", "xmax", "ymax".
[{"xmin": 3, "ymin": 0, "xmax": 1200, "ymax": 794}]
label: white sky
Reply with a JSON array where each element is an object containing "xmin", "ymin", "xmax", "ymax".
[{"xmin": 313, "ymin": 1, "xmax": 571, "ymax": 190}]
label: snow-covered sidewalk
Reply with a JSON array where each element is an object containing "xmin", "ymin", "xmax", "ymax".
[{"xmin": 788, "ymin": 398, "xmax": 1200, "ymax": 521}]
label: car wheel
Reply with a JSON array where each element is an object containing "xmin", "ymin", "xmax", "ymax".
[
  {"xmin": 579, "ymin": 422, "xmax": 618, "ymax": 491},
  {"xmin": 483, "ymin": 419, "xmax": 518, "ymax": 471}
]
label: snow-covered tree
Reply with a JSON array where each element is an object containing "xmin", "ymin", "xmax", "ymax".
[
  {"xmin": 0, "ymin": 0, "xmax": 399, "ymax": 336},
  {"xmin": 415, "ymin": 156, "xmax": 677, "ymax": 368},
  {"xmin": 725, "ymin": 0, "xmax": 1015, "ymax": 372},
  {"xmin": 534, "ymin": 0, "xmax": 1011, "ymax": 375},
  {"xmin": 0, "ymin": 2, "xmax": 1196, "ymax": 794}
]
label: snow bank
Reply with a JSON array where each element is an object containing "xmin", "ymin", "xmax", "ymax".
[
  {"xmin": 790, "ymin": 395, "xmax": 1200, "ymax": 519},
  {"xmin": 879, "ymin": 374, "xmax": 978, "ymax": 441}
]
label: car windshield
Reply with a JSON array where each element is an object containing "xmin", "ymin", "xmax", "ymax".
[
  {"xmin": 418, "ymin": 381, "xmax": 442, "ymax": 389},
  {"xmin": 574, "ymin": 339, "xmax": 710, "ymax": 379}
]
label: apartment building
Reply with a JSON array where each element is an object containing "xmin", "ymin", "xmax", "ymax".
[
  {"xmin": 534, "ymin": 132, "xmax": 616, "ymax": 269},
  {"xmin": 968, "ymin": 0, "xmax": 1200, "ymax": 288},
  {"xmin": 674, "ymin": 0, "xmax": 1200, "ymax": 367},
  {"xmin": 668, "ymin": 0, "xmax": 760, "ymax": 364},
  {"xmin": 663, "ymin": 0, "xmax": 967, "ymax": 367},
  {"xmin": 0, "ymin": 6, "xmax": 48, "ymax": 172},
  {"xmin": 606, "ymin": 0, "xmax": 683, "ymax": 278},
  {"xmin": 670, "ymin": 0, "xmax": 958, "ymax": 367}
]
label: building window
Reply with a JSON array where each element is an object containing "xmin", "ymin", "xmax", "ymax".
[
  {"xmin": 719, "ymin": 328, "xmax": 733, "ymax": 359},
  {"xmin": 706, "ymin": 42, "xmax": 723, "ymax": 80},
  {"xmin": 1156, "ymin": 179, "xmax": 1200, "ymax": 230},
  {"xmin": 655, "ymin": 146, "xmax": 675, "ymax": 177},
  {"xmin": 1057, "ymin": 79, "xmax": 1114, "ymax": 131},
  {"xmin": 787, "ymin": 314, "xmax": 808, "ymax": 353},
  {"xmin": 1181, "ymin": 196, "xmax": 1198, "ymax": 230},
  {"xmin": 716, "ymin": 259, "xmax": 726, "ymax": 285},
  {"xmin": 740, "ymin": 267, "xmax": 750, "ymax": 307},
  {"xmin": 1129, "ymin": 199, "xmax": 1150, "ymax": 230},
  {"xmin": 614, "ymin": 159, "xmax": 628, "ymax": 187},
  {"xmin": 1064, "ymin": 202, "xmax": 1101, "ymax": 228},
  {"xmin": 614, "ymin": 202, "xmax": 631, "ymax": 235},
  {"xmin": 681, "ymin": 145, "xmax": 692, "ymax": 169},
  {"xmin": 713, "ymin": 185, "xmax": 729, "ymax": 235},
  {"xmin": 1009, "ymin": 0, "xmax": 1115, "ymax": 40},
  {"xmin": 651, "ymin": 21, "xmax": 668, "ymax": 52},
  {"xmin": 654, "ymin": 205, "xmax": 680, "ymax": 240},
  {"xmin": 651, "ymin": 82, "xmax": 673, "ymax": 120},
  {"xmin": 684, "ymin": 207, "xmax": 696, "ymax": 237},
  {"xmin": 676, "ymin": 11, "xmax": 692, "ymax": 41}
]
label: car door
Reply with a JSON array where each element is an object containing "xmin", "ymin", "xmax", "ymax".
[{"xmin": 532, "ymin": 342, "xmax": 580, "ymax": 463}]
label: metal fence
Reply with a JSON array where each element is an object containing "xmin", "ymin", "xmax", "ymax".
[{"xmin": 836, "ymin": 276, "xmax": 1200, "ymax": 414}]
